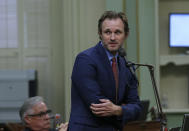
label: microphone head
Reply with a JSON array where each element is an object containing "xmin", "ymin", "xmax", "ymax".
[
  {"xmin": 118, "ymin": 47, "xmax": 126, "ymax": 57},
  {"xmin": 126, "ymin": 61, "xmax": 134, "ymax": 67}
]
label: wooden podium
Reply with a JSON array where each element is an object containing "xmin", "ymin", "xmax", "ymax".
[{"xmin": 123, "ymin": 121, "xmax": 161, "ymax": 131}]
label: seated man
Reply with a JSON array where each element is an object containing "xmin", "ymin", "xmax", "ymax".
[{"xmin": 19, "ymin": 96, "xmax": 68, "ymax": 131}]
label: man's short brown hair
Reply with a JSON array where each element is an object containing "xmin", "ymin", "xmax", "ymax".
[{"xmin": 98, "ymin": 11, "xmax": 129, "ymax": 36}]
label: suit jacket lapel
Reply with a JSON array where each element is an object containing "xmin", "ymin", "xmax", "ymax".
[
  {"xmin": 95, "ymin": 42, "xmax": 117, "ymax": 97},
  {"xmin": 118, "ymin": 56, "xmax": 128, "ymax": 102},
  {"xmin": 95, "ymin": 42, "xmax": 113, "ymax": 78}
]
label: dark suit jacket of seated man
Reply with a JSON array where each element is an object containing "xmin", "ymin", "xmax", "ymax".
[{"xmin": 68, "ymin": 11, "xmax": 142, "ymax": 131}]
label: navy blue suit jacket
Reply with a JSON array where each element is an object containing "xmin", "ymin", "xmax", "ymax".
[{"xmin": 68, "ymin": 42, "xmax": 141, "ymax": 131}]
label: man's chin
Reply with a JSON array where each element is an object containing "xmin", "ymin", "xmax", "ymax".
[
  {"xmin": 43, "ymin": 124, "xmax": 50, "ymax": 130},
  {"xmin": 108, "ymin": 48, "xmax": 119, "ymax": 54}
]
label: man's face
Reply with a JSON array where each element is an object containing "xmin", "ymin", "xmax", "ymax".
[
  {"xmin": 25, "ymin": 102, "xmax": 51, "ymax": 131},
  {"xmin": 99, "ymin": 18, "xmax": 127, "ymax": 55}
]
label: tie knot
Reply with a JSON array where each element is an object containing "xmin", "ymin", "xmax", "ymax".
[{"xmin": 112, "ymin": 57, "xmax": 116, "ymax": 63}]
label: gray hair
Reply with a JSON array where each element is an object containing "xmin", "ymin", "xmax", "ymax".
[{"xmin": 19, "ymin": 96, "xmax": 44, "ymax": 124}]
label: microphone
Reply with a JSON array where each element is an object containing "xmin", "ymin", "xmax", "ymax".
[
  {"xmin": 118, "ymin": 47, "xmax": 138, "ymax": 83},
  {"xmin": 118, "ymin": 47, "xmax": 127, "ymax": 57}
]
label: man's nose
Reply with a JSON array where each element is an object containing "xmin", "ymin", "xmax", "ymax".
[
  {"xmin": 110, "ymin": 33, "xmax": 115, "ymax": 40},
  {"xmin": 44, "ymin": 114, "xmax": 50, "ymax": 120}
]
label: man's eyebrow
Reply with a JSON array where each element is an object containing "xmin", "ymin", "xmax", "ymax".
[{"xmin": 104, "ymin": 28, "xmax": 111, "ymax": 31}]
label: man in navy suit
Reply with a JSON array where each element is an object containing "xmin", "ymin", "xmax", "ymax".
[{"xmin": 68, "ymin": 11, "xmax": 142, "ymax": 131}]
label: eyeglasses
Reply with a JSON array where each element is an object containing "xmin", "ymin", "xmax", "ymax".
[{"xmin": 28, "ymin": 109, "xmax": 52, "ymax": 117}]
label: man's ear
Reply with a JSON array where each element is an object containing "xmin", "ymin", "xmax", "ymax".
[
  {"xmin": 98, "ymin": 32, "xmax": 102, "ymax": 40},
  {"xmin": 125, "ymin": 32, "xmax": 129, "ymax": 38},
  {"xmin": 24, "ymin": 116, "xmax": 31, "ymax": 124}
]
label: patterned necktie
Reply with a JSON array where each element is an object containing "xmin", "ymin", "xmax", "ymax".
[{"xmin": 112, "ymin": 57, "xmax": 119, "ymax": 90}]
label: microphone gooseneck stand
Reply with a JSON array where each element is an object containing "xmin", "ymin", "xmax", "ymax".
[
  {"xmin": 118, "ymin": 48, "xmax": 167, "ymax": 131},
  {"xmin": 131, "ymin": 63, "xmax": 167, "ymax": 131}
]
